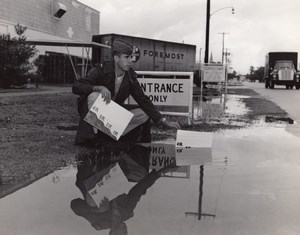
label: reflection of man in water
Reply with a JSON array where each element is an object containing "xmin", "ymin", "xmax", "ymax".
[
  {"xmin": 71, "ymin": 144, "xmax": 176, "ymax": 234},
  {"xmin": 72, "ymin": 39, "xmax": 180, "ymax": 145}
]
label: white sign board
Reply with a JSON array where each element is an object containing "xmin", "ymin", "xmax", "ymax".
[
  {"xmin": 202, "ymin": 65, "xmax": 226, "ymax": 82},
  {"xmin": 129, "ymin": 71, "xmax": 194, "ymax": 118},
  {"xmin": 176, "ymin": 130, "xmax": 213, "ymax": 148},
  {"xmin": 84, "ymin": 95, "xmax": 134, "ymax": 140},
  {"xmin": 137, "ymin": 78, "xmax": 190, "ymax": 105},
  {"xmin": 175, "ymin": 130, "xmax": 213, "ymax": 165}
]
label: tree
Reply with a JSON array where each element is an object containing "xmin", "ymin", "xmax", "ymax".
[
  {"xmin": 0, "ymin": 24, "xmax": 37, "ymax": 88},
  {"xmin": 246, "ymin": 66, "xmax": 265, "ymax": 82},
  {"xmin": 249, "ymin": 66, "xmax": 255, "ymax": 75},
  {"xmin": 254, "ymin": 66, "xmax": 265, "ymax": 82},
  {"xmin": 228, "ymin": 70, "xmax": 237, "ymax": 80}
]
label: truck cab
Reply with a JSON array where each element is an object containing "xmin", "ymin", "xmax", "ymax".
[{"xmin": 265, "ymin": 52, "xmax": 300, "ymax": 90}]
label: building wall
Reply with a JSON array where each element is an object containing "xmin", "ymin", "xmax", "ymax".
[
  {"xmin": 0, "ymin": 0, "xmax": 100, "ymax": 83},
  {"xmin": 0, "ymin": 0, "xmax": 100, "ymax": 41}
]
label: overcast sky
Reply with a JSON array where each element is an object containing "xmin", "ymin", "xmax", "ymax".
[{"xmin": 79, "ymin": 0, "xmax": 300, "ymax": 74}]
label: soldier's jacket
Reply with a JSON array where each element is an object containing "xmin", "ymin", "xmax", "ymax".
[{"xmin": 72, "ymin": 61, "xmax": 162, "ymax": 144}]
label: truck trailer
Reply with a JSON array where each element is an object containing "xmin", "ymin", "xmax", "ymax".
[
  {"xmin": 264, "ymin": 52, "xmax": 300, "ymax": 89},
  {"xmin": 92, "ymin": 33, "xmax": 196, "ymax": 72}
]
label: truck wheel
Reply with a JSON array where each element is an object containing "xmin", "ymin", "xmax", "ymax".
[
  {"xmin": 290, "ymin": 85, "xmax": 294, "ymax": 89},
  {"xmin": 270, "ymin": 81, "xmax": 274, "ymax": 89},
  {"xmin": 265, "ymin": 81, "xmax": 269, "ymax": 88},
  {"xmin": 286, "ymin": 85, "xmax": 289, "ymax": 89},
  {"xmin": 296, "ymin": 84, "xmax": 300, "ymax": 90}
]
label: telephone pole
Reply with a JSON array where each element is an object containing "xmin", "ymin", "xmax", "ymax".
[
  {"xmin": 204, "ymin": 0, "xmax": 211, "ymax": 63},
  {"xmin": 218, "ymin": 32, "xmax": 229, "ymax": 64}
]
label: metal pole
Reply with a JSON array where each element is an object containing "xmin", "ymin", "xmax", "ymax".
[
  {"xmin": 218, "ymin": 32, "xmax": 228, "ymax": 65},
  {"xmin": 221, "ymin": 33, "xmax": 225, "ymax": 64},
  {"xmin": 81, "ymin": 46, "xmax": 84, "ymax": 78},
  {"xmin": 199, "ymin": 48, "xmax": 202, "ymax": 81},
  {"xmin": 225, "ymin": 48, "xmax": 228, "ymax": 94},
  {"xmin": 197, "ymin": 48, "xmax": 202, "ymax": 119},
  {"xmin": 204, "ymin": 0, "xmax": 210, "ymax": 63},
  {"xmin": 65, "ymin": 46, "xmax": 79, "ymax": 80}
]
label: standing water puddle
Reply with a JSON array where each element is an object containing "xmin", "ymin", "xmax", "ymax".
[
  {"xmin": 1, "ymin": 123, "xmax": 300, "ymax": 234},
  {"xmin": 193, "ymin": 94, "xmax": 250, "ymax": 120}
]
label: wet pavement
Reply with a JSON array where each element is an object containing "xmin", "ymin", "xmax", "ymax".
[
  {"xmin": 245, "ymin": 81, "xmax": 300, "ymax": 139},
  {"xmin": 1, "ymin": 122, "xmax": 300, "ymax": 235}
]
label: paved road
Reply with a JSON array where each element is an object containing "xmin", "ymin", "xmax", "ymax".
[{"xmin": 244, "ymin": 81, "xmax": 300, "ymax": 137}]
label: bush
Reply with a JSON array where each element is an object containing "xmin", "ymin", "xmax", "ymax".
[{"xmin": 0, "ymin": 24, "xmax": 37, "ymax": 88}]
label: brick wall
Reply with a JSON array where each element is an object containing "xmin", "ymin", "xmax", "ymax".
[{"xmin": 0, "ymin": 0, "xmax": 99, "ymax": 41}]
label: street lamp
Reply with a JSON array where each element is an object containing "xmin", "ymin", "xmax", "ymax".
[
  {"xmin": 204, "ymin": 1, "xmax": 235, "ymax": 63},
  {"xmin": 210, "ymin": 7, "xmax": 234, "ymax": 18}
]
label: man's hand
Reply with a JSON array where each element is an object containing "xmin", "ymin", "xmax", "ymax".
[
  {"xmin": 93, "ymin": 86, "xmax": 111, "ymax": 104},
  {"xmin": 159, "ymin": 117, "xmax": 180, "ymax": 129}
]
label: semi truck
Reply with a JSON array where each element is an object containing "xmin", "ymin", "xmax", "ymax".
[
  {"xmin": 264, "ymin": 52, "xmax": 300, "ymax": 90},
  {"xmin": 92, "ymin": 33, "xmax": 196, "ymax": 72}
]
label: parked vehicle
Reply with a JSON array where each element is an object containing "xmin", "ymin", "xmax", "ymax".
[
  {"xmin": 92, "ymin": 34, "xmax": 196, "ymax": 72},
  {"xmin": 264, "ymin": 52, "xmax": 300, "ymax": 89}
]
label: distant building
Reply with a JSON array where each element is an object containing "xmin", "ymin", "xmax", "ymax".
[{"xmin": 0, "ymin": 0, "xmax": 100, "ymax": 83}]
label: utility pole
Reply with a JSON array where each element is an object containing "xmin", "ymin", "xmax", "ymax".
[
  {"xmin": 224, "ymin": 48, "xmax": 231, "ymax": 66},
  {"xmin": 199, "ymin": 47, "xmax": 202, "ymax": 80},
  {"xmin": 218, "ymin": 32, "xmax": 229, "ymax": 64},
  {"xmin": 204, "ymin": 0, "xmax": 210, "ymax": 63}
]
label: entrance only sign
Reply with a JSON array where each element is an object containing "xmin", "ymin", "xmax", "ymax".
[{"xmin": 128, "ymin": 71, "xmax": 194, "ymax": 120}]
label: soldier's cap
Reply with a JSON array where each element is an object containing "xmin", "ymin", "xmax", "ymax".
[{"xmin": 112, "ymin": 39, "xmax": 133, "ymax": 56}]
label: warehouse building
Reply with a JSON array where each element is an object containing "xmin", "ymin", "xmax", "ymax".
[{"xmin": 0, "ymin": 0, "xmax": 100, "ymax": 83}]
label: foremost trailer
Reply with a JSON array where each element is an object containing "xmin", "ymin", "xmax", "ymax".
[
  {"xmin": 91, "ymin": 33, "xmax": 196, "ymax": 72},
  {"xmin": 264, "ymin": 52, "xmax": 300, "ymax": 90}
]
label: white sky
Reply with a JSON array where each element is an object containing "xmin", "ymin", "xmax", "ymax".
[{"xmin": 79, "ymin": 0, "xmax": 300, "ymax": 74}]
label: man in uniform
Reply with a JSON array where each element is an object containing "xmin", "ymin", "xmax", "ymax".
[{"xmin": 72, "ymin": 39, "xmax": 180, "ymax": 145}]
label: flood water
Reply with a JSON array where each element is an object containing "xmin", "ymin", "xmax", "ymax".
[
  {"xmin": 193, "ymin": 93, "xmax": 250, "ymax": 120},
  {"xmin": 1, "ymin": 122, "xmax": 300, "ymax": 235},
  {"xmin": 1, "ymin": 93, "xmax": 300, "ymax": 234}
]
